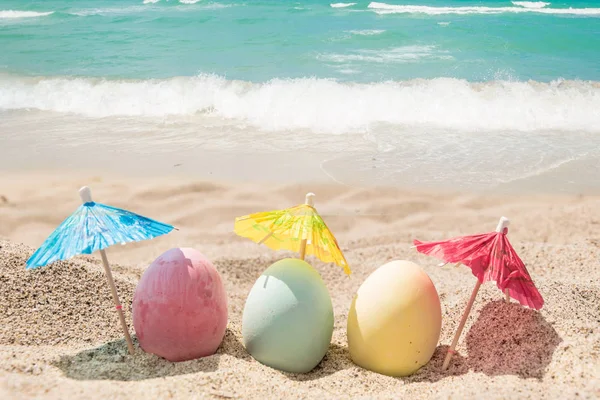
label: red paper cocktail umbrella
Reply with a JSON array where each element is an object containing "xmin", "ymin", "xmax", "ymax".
[{"xmin": 413, "ymin": 217, "xmax": 544, "ymax": 370}]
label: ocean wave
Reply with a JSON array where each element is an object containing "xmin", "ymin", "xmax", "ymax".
[
  {"xmin": 69, "ymin": 6, "xmax": 149, "ymax": 16},
  {"xmin": 1, "ymin": 74, "xmax": 599, "ymax": 134},
  {"xmin": 194, "ymin": 3, "xmax": 232, "ymax": 9},
  {"xmin": 512, "ymin": 1, "xmax": 550, "ymax": 9},
  {"xmin": 0, "ymin": 10, "xmax": 54, "ymax": 19},
  {"xmin": 330, "ymin": 3, "xmax": 357, "ymax": 8},
  {"xmin": 318, "ymin": 45, "xmax": 452, "ymax": 64},
  {"xmin": 368, "ymin": 2, "xmax": 600, "ymax": 15},
  {"xmin": 347, "ymin": 29, "xmax": 386, "ymax": 36},
  {"xmin": 143, "ymin": 0, "xmax": 160, "ymax": 4},
  {"xmin": 71, "ymin": 2, "xmax": 228, "ymax": 16}
]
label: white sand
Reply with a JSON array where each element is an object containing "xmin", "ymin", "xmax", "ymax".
[{"xmin": 0, "ymin": 171, "xmax": 599, "ymax": 399}]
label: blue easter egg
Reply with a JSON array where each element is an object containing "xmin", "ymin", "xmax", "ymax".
[{"xmin": 242, "ymin": 258, "xmax": 333, "ymax": 373}]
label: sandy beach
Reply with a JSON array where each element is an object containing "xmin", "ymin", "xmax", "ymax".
[
  {"xmin": 2, "ymin": 1, "xmax": 600, "ymax": 398},
  {"xmin": 1, "ymin": 170, "xmax": 598, "ymax": 399}
]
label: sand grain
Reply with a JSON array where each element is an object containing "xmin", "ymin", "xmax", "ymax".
[{"xmin": 0, "ymin": 173, "xmax": 599, "ymax": 399}]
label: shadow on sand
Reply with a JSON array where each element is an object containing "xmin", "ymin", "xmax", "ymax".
[
  {"xmin": 284, "ymin": 343, "xmax": 469, "ymax": 383},
  {"xmin": 402, "ymin": 345, "xmax": 469, "ymax": 383},
  {"xmin": 392, "ymin": 299, "xmax": 561, "ymax": 383},
  {"xmin": 465, "ymin": 300, "xmax": 561, "ymax": 379},
  {"xmin": 281, "ymin": 343, "xmax": 353, "ymax": 382},
  {"xmin": 53, "ymin": 328, "xmax": 249, "ymax": 381},
  {"xmin": 54, "ymin": 301, "xmax": 560, "ymax": 383}
]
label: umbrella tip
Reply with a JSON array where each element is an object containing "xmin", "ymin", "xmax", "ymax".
[
  {"xmin": 79, "ymin": 186, "xmax": 93, "ymax": 203},
  {"xmin": 495, "ymin": 216, "xmax": 510, "ymax": 233},
  {"xmin": 305, "ymin": 192, "xmax": 315, "ymax": 206}
]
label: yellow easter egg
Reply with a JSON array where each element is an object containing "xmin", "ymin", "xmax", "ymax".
[{"xmin": 347, "ymin": 260, "xmax": 441, "ymax": 377}]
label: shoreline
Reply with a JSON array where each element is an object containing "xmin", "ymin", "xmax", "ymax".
[
  {"xmin": 1, "ymin": 144, "xmax": 599, "ymax": 196},
  {"xmin": 2, "ymin": 105, "xmax": 600, "ymax": 196}
]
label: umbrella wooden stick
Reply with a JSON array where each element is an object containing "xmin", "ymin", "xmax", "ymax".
[
  {"xmin": 497, "ymin": 217, "xmax": 511, "ymax": 303},
  {"xmin": 442, "ymin": 216, "xmax": 510, "ymax": 370},
  {"xmin": 99, "ymin": 250, "xmax": 135, "ymax": 355},
  {"xmin": 438, "ymin": 261, "xmax": 461, "ymax": 268},
  {"xmin": 442, "ymin": 279, "xmax": 482, "ymax": 370},
  {"xmin": 299, "ymin": 193, "xmax": 315, "ymax": 260},
  {"xmin": 80, "ymin": 187, "xmax": 135, "ymax": 355},
  {"xmin": 258, "ymin": 231, "xmax": 273, "ymax": 244},
  {"xmin": 499, "ymin": 216, "xmax": 511, "ymax": 303}
]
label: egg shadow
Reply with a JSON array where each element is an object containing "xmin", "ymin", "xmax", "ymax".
[
  {"xmin": 54, "ymin": 328, "xmax": 250, "ymax": 381},
  {"xmin": 294, "ymin": 343, "xmax": 468, "ymax": 383},
  {"xmin": 280, "ymin": 343, "xmax": 354, "ymax": 381},
  {"xmin": 282, "ymin": 343, "xmax": 468, "ymax": 383},
  {"xmin": 465, "ymin": 300, "xmax": 561, "ymax": 379},
  {"xmin": 399, "ymin": 344, "xmax": 469, "ymax": 383}
]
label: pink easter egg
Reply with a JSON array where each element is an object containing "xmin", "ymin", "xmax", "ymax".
[{"xmin": 132, "ymin": 248, "xmax": 228, "ymax": 362}]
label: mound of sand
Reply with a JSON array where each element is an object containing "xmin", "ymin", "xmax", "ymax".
[{"xmin": 0, "ymin": 240, "xmax": 135, "ymax": 347}]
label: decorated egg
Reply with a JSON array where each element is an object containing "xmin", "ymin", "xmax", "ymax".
[
  {"xmin": 132, "ymin": 248, "xmax": 228, "ymax": 362},
  {"xmin": 347, "ymin": 260, "xmax": 441, "ymax": 376},
  {"xmin": 242, "ymin": 258, "xmax": 333, "ymax": 373}
]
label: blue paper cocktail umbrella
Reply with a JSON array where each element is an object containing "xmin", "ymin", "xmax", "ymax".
[{"xmin": 26, "ymin": 186, "xmax": 174, "ymax": 354}]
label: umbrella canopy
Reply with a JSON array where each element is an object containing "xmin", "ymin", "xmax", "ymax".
[
  {"xmin": 26, "ymin": 186, "xmax": 174, "ymax": 354},
  {"xmin": 413, "ymin": 217, "xmax": 544, "ymax": 370},
  {"xmin": 27, "ymin": 190, "xmax": 174, "ymax": 269},
  {"xmin": 234, "ymin": 193, "xmax": 351, "ymax": 275},
  {"xmin": 413, "ymin": 218, "xmax": 543, "ymax": 310}
]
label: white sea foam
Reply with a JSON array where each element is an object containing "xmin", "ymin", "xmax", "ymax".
[
  {"xmin": 512, "ymin": 1, "xmax": 550, "ymax": 9},
  {"xmin": 179, "ymin": 0, "xmax": 202, "ymax": 4},
  {"xmin": 368, "ymin": 2, "xmax": 600, "ymax": 15},
  {"xmin": 319, "ymin": 45, "xmax": 452, "ymax": 64},
  {"xmin": 200, "ymin": 3, "xmax": 232, "ymax": 9},
  {"xmin": 1, "ymin": 74, "xmax": 599, "ymax": 134},
  {"xmin": 71, "ymin": 3, "xmax": 226, "ymax": 16},
  {"xmin": 143, "ymin": 0, "xmax": 160, "ymax": 4},
  {"xmin": 348, "ymin": 29, "xmax": 385, "ymax": 36},
  {"xmin": 69, "ymin": 6, "xmax": 148, "ymax": 16},
  {"xmin": 330, "ymin": 3, "xmax": 357, "ymax": 8},
  {"xmin": 495, "ymin": 156, "xmax": 577, "ymax": 185},
  {"xmin": 0, "ymin": 10, "xmax": 54, "ymax": 19}
]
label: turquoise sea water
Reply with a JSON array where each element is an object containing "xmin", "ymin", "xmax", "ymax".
[
  {"xmin": 1, "ymin": 1, "xmax": 599, "ymax": 190},
  {"xmin": 1, "ymin": 0, "xmax": 600, "ymax": 82}
]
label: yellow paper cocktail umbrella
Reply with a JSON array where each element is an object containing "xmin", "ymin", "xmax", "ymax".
[
  {"xmin": 235, "ymin": 192, "xmax": 350, "ymax": 373},
  {"xmin": 234, "ymin": 192, "xmax": 351, "ymax": 275}
]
